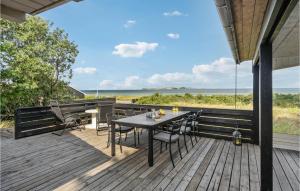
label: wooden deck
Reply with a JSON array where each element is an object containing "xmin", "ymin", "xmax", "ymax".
[{"xmin": 0, "ymin": 128, "xmax": 299, "ymax": 191}]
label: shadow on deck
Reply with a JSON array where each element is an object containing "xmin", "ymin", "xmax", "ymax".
[{"xmin": 0, "ymin": 128, "xmax": 299, "ymax": 191}]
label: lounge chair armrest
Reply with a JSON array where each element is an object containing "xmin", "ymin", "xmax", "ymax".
[{"xmin": 65, "ymin": 113, "xmax": 80, "ymax": 119}]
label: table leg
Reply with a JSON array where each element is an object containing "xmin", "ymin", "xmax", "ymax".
[
  {"xmin": 111, "ymin": 122, "xmax": 115, "ymax": 156},
  {"xmin": 91, "ymin": 113, "xmax": 97, "ymax": 129},
  {"xmin": 148, "ymin": 128, "xmax": 153, "ymax": 166}
]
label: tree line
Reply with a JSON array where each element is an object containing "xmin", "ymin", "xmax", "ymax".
[{"xmin": 1, "ymin": 16, "xmax": 79, "ymax": 116}]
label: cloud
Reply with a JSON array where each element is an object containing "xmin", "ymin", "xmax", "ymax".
[
  {"xmin": 163, "ymin": 10, "xmax": 186, "ymax": 17},
  {"xmin": 97, "ymin": 58, "xmax": 254, "ymax": 89},
  {"xmin": 167, "ymin": 33, "xmax": 180, "ymax": 39},
  {"xmin": 192, "ymin": 57, "xmax": 251, "ymax": 76},
  {"xmin": 147, "ymin": 73, "xmax": 192, "ymax": 85},
  {"xmin": 112, "ymin": 42, "xmax": 159, "ymax": 58},
  {"xmin": 123, "ymin": 75, "xmax": 140, "ymax": 88},
  {"xmin": 99, "ymin": 80, "xmax": 114, "ymax": 88},
  {"xmin": 124, "ymin": 20, "xmax": 136, "ymax": 28},
  {"xmin": 99, "ymin": 76, "xmax": 140, "ymax": 89},
  {"xmin": 74, "ymin": 67, "xmax": 96, "ymax": 74}
]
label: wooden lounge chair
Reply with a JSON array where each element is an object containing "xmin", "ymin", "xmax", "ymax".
[{"xmin": 50, "ymin": 100, "xmax": 84, "ymax": 136}]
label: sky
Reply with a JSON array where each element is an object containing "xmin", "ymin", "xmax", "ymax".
[{"xmin": 40, "ymin": 0, "xmax": 300, "ymax": 90}]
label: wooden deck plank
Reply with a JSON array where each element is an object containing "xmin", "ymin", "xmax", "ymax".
[
  {"xmin": 254, "ymin": 144, "xmax": 261, "ymax": 187},
  {"xmin": 54, "ymin": 145, "xmax": 147, "ymax": 191},
  {"xmin": 289, "ymin": 151, "xmax": 300, "ymax": 167},
  {"xmin": 273, "ymin": 168, "xmax": 283, "ymax": 191},
  {"xmin": 229, "ymin": 143, "xmax": 242, "ymax": 191},
  {"xmin": 197, "ymin": 140, "xmax": 226, "ymax": 190},
  {"xmin": 98, "ymin": 144, "xmax": 165, "ymax": 191},
  {"xmin": 281, "ymin": 150, "xmax": 300, "ymax": 182},
  {"xmin": 248, "ymin": 144, "xmax": 260, "ymax": 191},
  {"xmin": 81, "ymin": 143, "xmax": 160, "ymax": 191},
  {"xmin": 218, "ymin": 143, "xmax": 236, "ymax": 191},
  {"xmin": 185, "ymin": 140, "xmax": 220, "ymax": 191},
  {"xmin": 274, "ymin": 148, "xmax": 300, "ymax": 191},
  {"xmin": 4, "ymin": 149, "xmax": 105, "ymax": 191},
  {"xmin": 124, "ymin": 138, "xmax": 194, "ymax": 191},
  {"xmin": 1, "ymin": 128, "xmax": 299, "ymax": 191},
  {"xmin": 240, "ymin": 144, "xmax": 250, "ymax": 191},
  {"xmin": 164, "ymin": 139, "xmax": 214, "ymax": 191},
  {"xmin": 154, "ymin": 138, "xmax": 214, "ymax": 191},
  {"xmin": 273, "ymin": 150, "xmax": 293, "ymax": 191},
  {"xmin": 175, "ymin": 139, "xmax": 215, "ymax": 191},
  {"xmin": 206, "ymin": 141, "xmax": 231, "ymax": 191},
  {"xmin": 133, "ymin": 139, "xmax": 196, "ymax": 191},
  {"xmin": 113, "ymin": 138, "xmax": 197, "ymax": 191}
]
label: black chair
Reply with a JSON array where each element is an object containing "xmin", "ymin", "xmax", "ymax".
[
  {"xmin": 50, "ymin": 100, "xmax": 84, "ymax": 136},
  {"xmin": 106, "ymin": 113, "xmax": 137, "ymax": 153},
  {"xmin": 179, "ymin": 115, "xmax": 196, "ymax": 153},
  {"xmin": 153, "ymin": 120, "xmax": 183, "ymax": 168},
  {"xmin": 96, "ymin": 103, "xmax": 114, "ymax": 135},
  {"xmin": 192, "ymin": 110, "xmax": 203, "ymax": 140}
]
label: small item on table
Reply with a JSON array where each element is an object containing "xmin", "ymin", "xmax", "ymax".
[
  {"xmin": 172, "ymin": 106, "xmax": 179, "ymax": 112},
  {"xmin": 159, "ymin": 109, "xmax": 166, "ymax": 115}
]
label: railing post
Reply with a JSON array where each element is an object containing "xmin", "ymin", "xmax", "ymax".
[{"xmin": 14, "ymin": 109, "xmax": 21, "ymax": 139}]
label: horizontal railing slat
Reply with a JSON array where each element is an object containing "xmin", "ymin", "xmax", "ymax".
[
  {"xmin": 197, "ymin": 124, "xmax": 253, "ymax": 137},
  {"xmin": 15, "ymin": 101, "xmax": 254, "ymax": 143},
  {"xmin": 14, "ymin": 99, "xmax": 116, "ymax": 139},
  {"xmin": 115, "ymin": 103, "xmax": 255, "ymax": 143}
]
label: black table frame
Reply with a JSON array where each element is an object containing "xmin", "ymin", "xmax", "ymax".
[{"xmin": 111, "ymin": 111, "xmax": 190, "ymax": 166}]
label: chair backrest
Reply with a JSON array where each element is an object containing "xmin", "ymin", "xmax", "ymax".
[
  {"xmin": 125, "ymin": 109, "xmax": 135, "ymax": 116},
  {"xmin": 170, "ymin": 119, "xmax": 184, "ymax": 134},
  {"xmin": 196, "ymin": 110, "xmax": 203, "ymax": 120},
  {"xmin": 98, "ymin": 104, "xmax": 114, "ymax": 123},
  {"xmin": 185, "ymin": 116, "xmax": 193, "ymax": 127},
  {"xmin": 106, "ymin": 113, "xmax": 112, "ymax": 126},
  {"xmin": 50, "ymin": 100, "xmax": 65, "ymax": 123},
  {"xmin": 134, "ymin": 110, "xmax": 144, "ymax": 115}
]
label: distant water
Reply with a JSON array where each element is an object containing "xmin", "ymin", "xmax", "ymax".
[{"xmin": 82, "ymin": 88, "xmax": 299, "ymax": 97}]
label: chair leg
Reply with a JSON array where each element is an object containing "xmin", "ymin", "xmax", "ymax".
[
  {"xmin": 165, "ymin": 142, "xmax": 168, "ymax": 150},
  {"xmin": 183, "ymin": 134, "xmax": 188, "ymax": 153},
  {"xmin": 125, "ymin": 132, "xmax": 128, "ymax": 141},
  {"xmin": 52, "ymin": 125, "xmax": 67, "ymax": 136},
  {"xmin": 137, "ymin": 129, "xmax": 140, "ymax": 145},
  {"xmin": 119, "ymin": 132, "xmax": 123, "ymax": 153},
  {"xmin": 118, "ymin": 130, "xmax": 122, "ymax": 144},
  {"xmin": 160, "ymin": 141, "xmax": 163, "ymax": 153},
  {"xmin": 134, "ymin": 129, "xmax": 136, "ymax": 147},
  {"xmin": 169, "ymin": 143, "xmax": 175, "ymax": 168},
  {"xmin": 193, "ymin": 124, "xmax": 198, "ymax": 143},
  {"xmin": 107, "ymin": 128, "xmax": 110, "ymax": 148},
  {"xmin": 178, "ymin": 140, "xmax": 183, "ymax": 159},
  {"xmin": 189, "ymin": 134, "xmax": 194, "ymax": 147}
]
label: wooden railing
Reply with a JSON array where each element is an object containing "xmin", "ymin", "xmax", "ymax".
[
  {"xmin": 14, "ymin": 98, "xmax": 116, "ymax": 139},
  {"xmin": 14, "ymin": 101, "xmax": 257, "ymax": 144},
  {"xmin": 115, "ymin": 103, "xmax": 257, "ymax": 144}
]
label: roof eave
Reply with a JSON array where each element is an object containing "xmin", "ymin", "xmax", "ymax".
[{"xmin": 214, "ymin": 0, "xmax": 241, "ymax": 64}]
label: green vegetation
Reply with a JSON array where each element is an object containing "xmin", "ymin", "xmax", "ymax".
[
  {"xmin": 1, "ymin": 17, "xmax": 79, "ymax": 116},
  {"xmin": 120, "ymin": 93, "xmax": 300, "ymax": 135},
  {"xmin": 136, "ymin": 93, "xmax": 253, "ymax": 109}
]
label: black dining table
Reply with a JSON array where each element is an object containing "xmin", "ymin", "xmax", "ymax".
[{"xmin": 111, "ymin": 110, "xmax": 190, "ymax": 166}]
